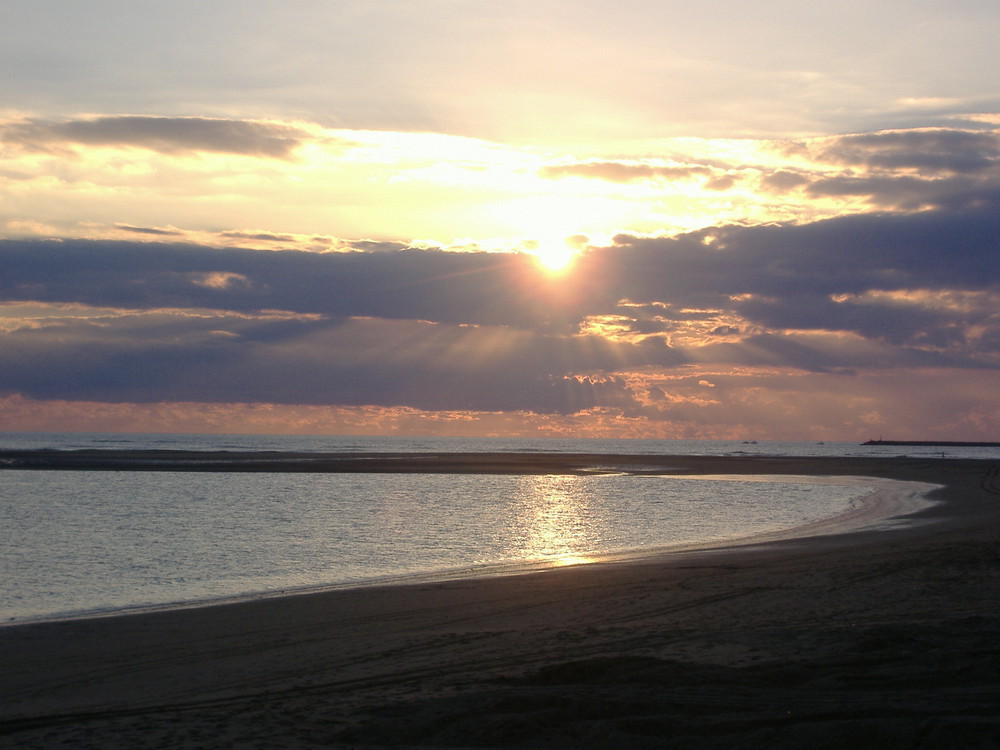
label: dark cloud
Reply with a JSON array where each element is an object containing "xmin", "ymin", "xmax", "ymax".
[
  {"xmin": 815, "ymin": 129, "xmax": 1000, "ymax": 174},
  {"xmin": 0, "ymin": 240, "xmax": 618, "ymax": 331},
  {"xmin": 704, "ymin": 175, "xmax": 737, "ymax": 191},
  {"xmin": 769, "ymin": 127, "xmax": 1000, "ymax": 210},
  {"xmin": 116, "ymin": 224, "xmax": 184, "ymax": 236},
  {"xmin": 804, "ymin": 174, "xmax": 997, "ymax": 211},
  {"xmin": 338, "ymin": 239, "xmax": 415, "ymax": 253},
  {"xmin": 2, "ymin": 196, "xmax": 1000, "ymax": 412},
  {"xmin": 0, "ymin": 311, "xmax": 650, "ymax": 413},
  {"xmin": 695, "ymin": 331, "xmax": 959, "ymax": 373},
  {"xmin": 4, "ymin": 201, "xmax": 1000, "ymax": 341},
  {"xmin": 217, "ymin": 230, "xmax": 298, "ymax": 244},
  {"xmin": 612, "ymin": 202, "xmax": 1000, "ymax": 300},
  {"xmin": 539, "ymin": 161, "xmax": 712, "ymax": 183},
  {"xmin": 729, "ymin": 293, "xmax": 991, "ymax": 355},
  {"xmin": 5, "ymin": 202, "xmax": 1000, "ymax": 334},
  {"xmin": 0, "ymin": 116, "xmax": 309, "ymax": 158},
  {"xmin": 594, "ymin": 203, "xmax": 1000, "ymax": 369},
  {"xmin": 759, "ymin": 170, "xmax": 811, "ymax": 193}
]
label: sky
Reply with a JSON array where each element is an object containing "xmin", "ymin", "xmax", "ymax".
[{"xmin": 2, "ymin": 1, "xmax": 1000, "ymax": 440}]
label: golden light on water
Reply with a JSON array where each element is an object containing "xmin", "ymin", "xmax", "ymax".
[{"xmin": 512, "ymin": 474, "xmax": 599, "ymax": 565}]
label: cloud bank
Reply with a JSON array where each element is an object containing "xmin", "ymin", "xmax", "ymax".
[
  {"xmin": 2, "ymin": 193, "xmax": 998, "ymax": 431},
  {"xmin": 3, "ymin": 115, "xmax": 1000, "ymax": 438}
]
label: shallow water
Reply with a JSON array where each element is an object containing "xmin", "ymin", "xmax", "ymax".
[{"xmin": 2, "ymin": 461, "xmax": 872, "ymax": 624}]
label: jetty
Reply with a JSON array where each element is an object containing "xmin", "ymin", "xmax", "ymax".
[{"xmin": 862, "ymin": 440, "xmax": 1000, "ymax": 448}]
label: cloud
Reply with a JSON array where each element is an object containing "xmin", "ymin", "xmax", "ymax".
[
  {"xmin": 3, "ymin": 194, "xmax": 1000, "ymax": 352},
  {"xmin": 2, "ymin": 174, "xmax": 1000, "ymax": 421},
  {"xmin": 593, "ymin": 203, "xmax": 1000, "ymax": 371},
  {"xmin": 539, "ymin": 161, "xmax": 712, "ymax": 183},
  {"xmin": 0, "ymin": 308, "xmax": 653, "ymax": 413},
  {"xmin": 608, "ymin": 203, "xmax": 1000, "ymax": 303},
  {"xmin": 0, "ymin": 116, "xmax": 309, "ymax": 158},
  {"xmin": 216, "ymin": 230, "xmax": 298, "ymax": 244},
  {"xmin": 116, "ymin": 224, "xmax": 184, "ymax": 236},
  {"xmin": 704, "ymin": 175, "xmax": 737, "ymax": 191},
  {"xmin": 804, "ymin": 175, "xmax": 1000, "ymax": 212},
  {"xmin": 610, "ymin": 365, "xmax": 1000, "ymax": 441},
  {"xmin": 758, "ymin": 170, "xmax": 811, "ymax": 193},
  {"xmin": 759, "ymin": 127, "xmax": 1000, "ymax": 212},
  {"xmin": 759, "ymin": 127, "xmax": 1000, "ymax": 211},
  {"xmin": 0, "ymin": 239, "xmax": 625, "ymax": 331},
  {"xmin": 813, "ymin": 129, "xmax": 1000, "ymax": 174}
]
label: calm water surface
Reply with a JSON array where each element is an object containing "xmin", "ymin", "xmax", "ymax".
[{"xmin": 3, "ymin": 432, "xmax": 979, "ymax": 624}]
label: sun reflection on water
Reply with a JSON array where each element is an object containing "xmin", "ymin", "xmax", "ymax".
[{"xmin": 508, "ymin": 474, "xmax": 601, "ymax": 566}]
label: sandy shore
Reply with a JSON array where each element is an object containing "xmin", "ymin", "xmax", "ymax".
[{"xmin": 2, "ymin": 455, "xmax": 999, "ymax": 748}]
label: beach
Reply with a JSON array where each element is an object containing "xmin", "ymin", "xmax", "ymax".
[{"xmin": 2, "ymin": 455, "xmax": 999, "ymax": 748}]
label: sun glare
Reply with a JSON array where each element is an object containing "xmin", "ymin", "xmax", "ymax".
[
  {"xmin": 534, "ymin": 244, "xmax": 575, "ymax": 272},
  {"xmin": 528, "ymin": 234, "xmax": 584, "ymax": 273}
]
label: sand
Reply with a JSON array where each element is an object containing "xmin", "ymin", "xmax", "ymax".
[{"xmin": 1, "ymin": 454, "xmax": 999, "ymax": 748}]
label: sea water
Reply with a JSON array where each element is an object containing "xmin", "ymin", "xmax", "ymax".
[
  {"xmin": 2, "ymin": 432, "xmax": 979, "ymax": 625},
  {"xmin": 5, "ymin": 431, "xmax": 999, "ymax": 459}
]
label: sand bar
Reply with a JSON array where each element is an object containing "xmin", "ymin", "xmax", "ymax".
[{"xmin": 1, "ymin": 454, "xmax": 999, "ymax": 748}]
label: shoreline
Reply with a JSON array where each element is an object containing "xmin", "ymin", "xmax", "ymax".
[{"xmin": 2, "ymin": 455, "xmax": 999, "ymax": 748}]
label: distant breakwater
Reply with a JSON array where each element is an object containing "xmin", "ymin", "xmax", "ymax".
[{"xmin": 863, "ymin": 440, "xmax": 1000, "ymax": 448}]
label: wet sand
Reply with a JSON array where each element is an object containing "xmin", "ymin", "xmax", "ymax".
[{"xmin": 2, "ymin": 454, "xmax": 999, "ymax": 748}]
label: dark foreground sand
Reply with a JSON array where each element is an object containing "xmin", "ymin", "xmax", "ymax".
[{"xmin": 2, "ymin": 454, "xmax": 1000, "ymax": 749}]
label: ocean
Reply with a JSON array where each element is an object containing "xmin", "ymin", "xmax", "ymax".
[{"xmin": 2, "ymin": 433, "xmax": 987, "ymax": 625}]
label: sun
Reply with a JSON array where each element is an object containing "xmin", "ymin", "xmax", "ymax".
[
  {"xmin": 534, "ymin": 244, "xmax": 575, "ymax": 272},
  {"xmin": 528, "ymin": 235, "xmax": 584, "ymax": 273}
]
